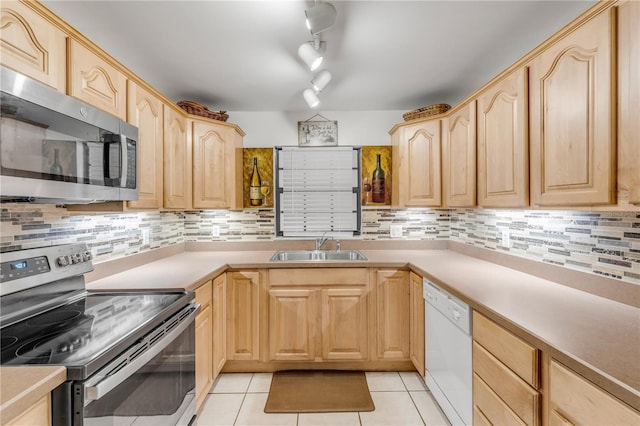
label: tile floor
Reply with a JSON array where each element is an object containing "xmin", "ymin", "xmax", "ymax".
[{"xmin": 196, "ymin": 371, "xmax": 451, "ymax": 426}]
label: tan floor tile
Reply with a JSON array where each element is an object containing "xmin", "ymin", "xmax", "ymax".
[
  {"xmin": 365, "ymin": 372, "xmax": 405, "ymax": 391},
  {"xmin": 298, "ymin": 412, "xmax": 360, "ymax": 426},
  {"xmin": 409, "ymin": 391, "xmax": 450, "ymax": 426},
  {"xmin": 211, "ymin": 373, "xmax": 253, "ymax": 394},
  {"xmin": 196, "ymin": 393, "xmax": 244, "ymax": 426},
  {"xmin": 399, "ymin": 371, "xmax": 427, "ymax": 391},
  {"xmin": 360, "ymin": 391, "xmax": 424, "ymax": 426},
  {"xmin": 235, "ymin": 393, "xmax": 298, "ymax": 426},
  {"xmin": 248, "ymin": 372, "xmax": 273, "ymax": 393}
]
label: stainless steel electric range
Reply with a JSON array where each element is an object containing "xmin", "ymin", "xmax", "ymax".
[{"xmin": 0, "ymin": 243, "xmax": 198, "ymax": 426}]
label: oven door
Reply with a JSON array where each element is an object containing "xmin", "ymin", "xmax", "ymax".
[{"xmin": 53, "ymin": 303, "xmax": 198, "ymax": 426}]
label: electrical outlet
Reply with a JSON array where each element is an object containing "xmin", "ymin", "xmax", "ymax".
[
  {"xmin": 501, "ymin": 229, "xmax": 510, "ymax": 248},
  {"xmin": 211, "ymin": 225, "xmax": 220, "ymax": 237},
  {"xmin": 142, "ymin": 229, "xmax": 150, "ymax": 245},
  {"xmin": 390, "ymin": 224, "xmax": 403, "ymax": 238}
]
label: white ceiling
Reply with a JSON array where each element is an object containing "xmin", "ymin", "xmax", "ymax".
[{"xmin": 42, "ymin": 0, "xmax": 595, "ymax": 112}]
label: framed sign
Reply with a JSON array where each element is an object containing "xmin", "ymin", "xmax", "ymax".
[{"xmin": 298, "ymin": 114, "xmax": 338, "ymax": 146}]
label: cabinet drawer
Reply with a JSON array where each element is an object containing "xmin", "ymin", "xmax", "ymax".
[
  {"xmin": 473, "ymin": 373, "xmax": 526, "ymax": 426},
  {"xmin": 549, "ymin": 360, "xmax": 640, "ymax": 425},
  {"xmin": 195, "ymin": 280, "xmax": 212, "ymax": 309},
  {"xmin": 473, "ymin": 342, "xmax": 540, "ymax": 425},
  {"xmin": 473, "ymin": 311, "xmax": 539, "ymax": 388},
  {"xmin": 269, "ymin": 268, "xmax": 368, "ymax": 287}
]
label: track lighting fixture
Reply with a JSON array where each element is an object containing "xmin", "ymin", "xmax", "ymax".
[
  {"xmin": 311, "ymin": 70, "xmax": 332, "ymax": 93},
  {"xmin": 305, "ymin": 2, "xmax": 337, "ymax": 35},
  {"xmin": 298, "ymin": 42, "xmax": 323, "ymax": 71},
  {"xmin": 303, "ymin": 89, "xmax": 320, "ymax": 108}
]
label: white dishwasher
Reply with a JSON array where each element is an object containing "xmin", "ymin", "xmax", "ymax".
[{"xmin": 424, "ymin": 278, "xmax": 472, "ymax": 426}]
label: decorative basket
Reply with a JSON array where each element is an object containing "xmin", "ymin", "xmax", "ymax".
[
  {"xmin": 177, "ymin": 100, "xmax": 229, "ymax": 122},
  {"xmin": 402, "ymin": 103, "xmax": 451, "ymax": 121}
]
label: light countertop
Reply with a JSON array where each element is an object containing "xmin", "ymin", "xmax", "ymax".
[{"xmin": 87, "ymin": 247, "xmax": 640, "ymax": 410}]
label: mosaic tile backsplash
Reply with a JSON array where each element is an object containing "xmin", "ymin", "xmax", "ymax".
[{"xmin": 1, "ymin": 204, "xmax": 638, "ymax": 284}]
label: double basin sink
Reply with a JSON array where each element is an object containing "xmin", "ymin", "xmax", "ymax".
[{"xmin": 270, "ymin": 250, "xmax": 367, "ymax": 262}]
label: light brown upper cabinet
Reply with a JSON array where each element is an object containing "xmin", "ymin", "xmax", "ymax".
[
  {"xmin": 444, "ymin": 101, "xmax": 477, "ymax": 207},
  {"xmin": 191, "ymin": 118, "xmax": 244, "ymax": 210},
  {"xmin": 127, "ymin": 81, "xmax": 163, "ymax": 209},
  {"xmin": 529, "ymin": 9, "xmax": 616, "ymax": 206},
  {"xmin": 163, "ymin": 104, "xmax": 190, "ymax": 209},
  {"xmin": 68, "ymin": 39, "xmax": 127, "ymax": 120},
  {"xmin": 618, "ymin": 0, "xmax": 640, "ymax": 205},
  {"xmin": 390, "ymin": 119, "xmax": 442, "ymax": 207},
  {"xmin": 0, "ymin": 1, "xmax": 66, "ymax": 92},
  {"xmin": 477, "ymin": 68, "xmax": 529, "ymax": 207}
]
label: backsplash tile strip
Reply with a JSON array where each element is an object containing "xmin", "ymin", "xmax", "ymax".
[{"xmin": 0, "ymin": 204, "xmax": 638, "ymax": 285}]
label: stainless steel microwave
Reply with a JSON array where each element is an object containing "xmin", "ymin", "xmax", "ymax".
[{"xmin": 0, "ymin": 66, "xmax": 138, "ymax": 204}]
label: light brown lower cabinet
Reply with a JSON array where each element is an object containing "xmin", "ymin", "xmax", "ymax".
[
  {"xmin": 5, "ymin": 394, "xmax": 51, "ymax": 426},
  {"xmin": 409, "ymin": 272, "xmax": 424, "ymax": 375},
  {"xmin": 226, "ymin": 270, "xmax": 261, "ymax": 361},
  {"xmin": 548, "ymin": 360, "xmax": 640, "ymax": 425},
  {"xmin": 267, "ymin": 268, "xmax": 369, "ymax": 362},
  {"xmin": 194, "ymin": 280, "xmax": 213, "ymax": 412},
  {"xmin": 376, "ymin": 269, "xmax": 410, "ymax": 360},
  {"xmin": 472, "ymin": 311, "xmax": 540, "ymax": 426},
  {"xmin": 212, "ymin": 274, "xmax": 227, "ymax": 379}
]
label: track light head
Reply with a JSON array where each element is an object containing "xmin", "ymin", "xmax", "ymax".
[
  {"xmin": 298, "ymin": 42, "xmax": 323, "ymax": 71},
  {"xmin": 311, "ymin": 70, "xmax": 332, "ymax": 93},
  {"xmin": 303, "ymin": 89, "xmax": 320, "ymax": 108},
  {"xmin": 305, "ymin": 2, "xmax": 337, "ymax": 35}
]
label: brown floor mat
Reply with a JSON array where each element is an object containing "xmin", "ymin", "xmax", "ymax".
[{"xmin": 264, "ymin": 370, "xmax": 375, "ymax": 413}]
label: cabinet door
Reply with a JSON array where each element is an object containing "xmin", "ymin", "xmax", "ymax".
[
  {"xmin": 226, "ymin": 271, "xmax": 260, "ymax": 361},
  {"xmin": 0, "ymin": 1, "xmax": 66, "ymax": 92},
  {"xmin": 68, "ymin": 39, "xmax": 126, "ymax": 120},
  {"xmin": 192, "ymin": 120, "xmax": 243, "ymax": 210},
  {"xmin": 376, "ymin": 270, "xmax": 410, "ymax": 359},
  {"xmin": 269, "ymin": 289, "xmax": 316, "ymax": 361},
  {"xmin": 322, "ymin": 288, "xmax": 368, "ymax": 360},
  {"xmin": 409, "ymin": 272, "xmax": 424, "ymax": 376},
  {"xmin": 5, "ymin": 394, "xmax": 51, "ymax": 426},
  {"xmin": 444, "ymin": 101, "xmax": 476, "ymax": 207},
  {"xmin": 212, "ymin": 274, "xmax": 227, "ymax": 379},
  {"xmin": 391, "ymin": 120, "xmax": 442, "ymax": 207},
  {"xmin": 127, "ymin": 81, "xmax": 163, "ymax": 209},
  {"xmin": 549, "ymin": 360, "xmax": 640, "ymax": 425},
  {"xmin": 195, "ymin": 281, "xmax": 213, "ymax": 412},
  {"xmin": 477, "ymin": 67, "xmax": 529, "ymax": 207},
  {"xmin": 163, "ymin": 105, "xmax": 190, "ymax": 209},
  {"xmin": 618, "ymin": 0, "xmax": 640, "ymax": 205},
  {"xmin": 529, "ymin": 10, "xmax": 615, "ymax": 206}
]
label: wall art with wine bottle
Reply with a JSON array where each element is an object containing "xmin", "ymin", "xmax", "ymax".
[
  {"xmin": 361, "ymin": 146, "xmax": 392, "ymax": 206},
  {"xmin": 242, "ymin": 148, "xmax": 273, "ymax": 208}
]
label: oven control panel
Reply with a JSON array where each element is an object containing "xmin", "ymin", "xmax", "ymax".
[
  {"xmin": 1, "ymin": 256, "xmax": 50, "ymax": 282},
  {"xmin": 57, "ymin": 251, "xmax": 92, "ymax": 267}
]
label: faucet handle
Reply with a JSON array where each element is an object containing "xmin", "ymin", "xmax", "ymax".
[{"xmin": 335, "ymin": 240, "xmax": 341, "ymax": 251}]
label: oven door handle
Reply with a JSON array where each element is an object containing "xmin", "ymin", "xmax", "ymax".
[{"xmin": 84, "ymin": 303, "xmax": 199, "ymax": 404}]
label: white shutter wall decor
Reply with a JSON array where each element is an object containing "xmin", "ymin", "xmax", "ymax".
[{"xmin": 275, "ymin": 146, "xmax": 361, "ymax": 237}]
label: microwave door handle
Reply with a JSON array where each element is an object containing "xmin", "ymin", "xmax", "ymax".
[
  {"xmin": 119, "ymin": 134, "xmax": 128, "ymax": 188},
  {"xmin": 83, "ymin": 304, "xmax": 199, "ymax": 404}
]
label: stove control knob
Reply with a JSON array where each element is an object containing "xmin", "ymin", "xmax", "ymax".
[
  {"xmin": 57, "ymin": 256, "xmax": 70, "ymax": 267},
  {"xmin": 83, "ymin": 251, "xmax": 92, "ymax": 262}
]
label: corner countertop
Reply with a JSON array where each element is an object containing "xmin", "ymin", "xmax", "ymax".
[
  {"xmin": 0, "ymin": 366, "xmax": 66, "ymax": 424},
  {"xmin": 84, "ymin": 247, "xmax": 640, "ymax": 411}
]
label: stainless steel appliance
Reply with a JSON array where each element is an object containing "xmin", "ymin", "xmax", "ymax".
[
  {"xmin": 424, "ymin": 278, "xmax": 472, "ymax": 426},
  {"xmin": 0, "ymin": 244, "xmax": 198, "ymax": 425},
  {"xmin": 0, "ymin": 66, "xmax": 138, "ymax": 204}
]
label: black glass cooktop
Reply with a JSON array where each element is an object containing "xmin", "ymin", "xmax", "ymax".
[{"xmin": 0, "ymin": 292, "xmax": 188, "ymax": 379}]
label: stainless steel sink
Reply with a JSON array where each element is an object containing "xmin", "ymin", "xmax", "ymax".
[{"xmin": 269, "ymin": 250, "xmax": 368, "ymax": 262}]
